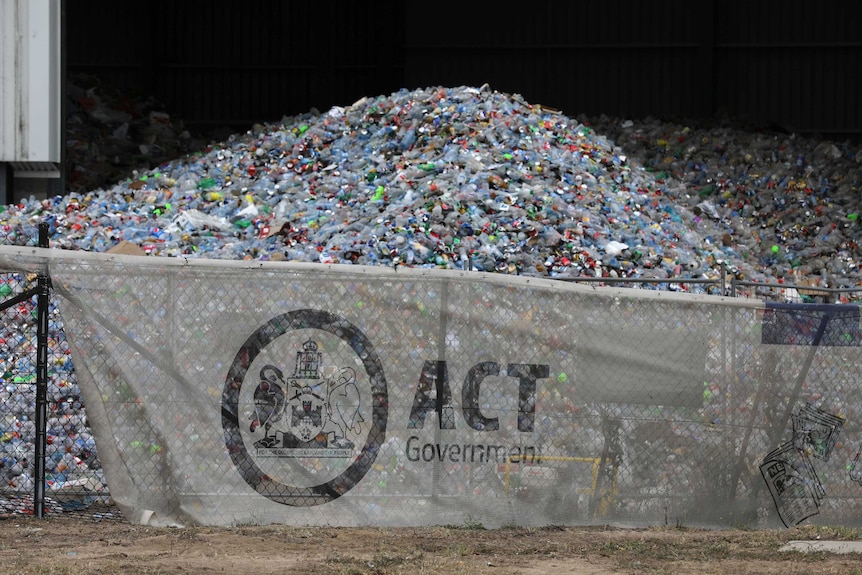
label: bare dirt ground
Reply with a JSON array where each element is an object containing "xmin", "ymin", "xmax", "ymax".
[{"xmin": 2, "ymin": 516, "xmax": 862, "ymax": 575}]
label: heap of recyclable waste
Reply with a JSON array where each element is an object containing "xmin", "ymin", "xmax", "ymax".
[
  {"xmin": 3, "ymin": 83, "xmax": 862, "ymax": 515},
  {"xmin": 6, "ymin": 84, "xmax": 862, "ymax": 286}
]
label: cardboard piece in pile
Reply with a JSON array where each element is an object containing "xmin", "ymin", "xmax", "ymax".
[{"xmin": 107, "ymin": 241, "xmax": 146, "ymax": 256}]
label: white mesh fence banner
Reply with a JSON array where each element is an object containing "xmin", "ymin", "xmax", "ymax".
[{"xmin": 3, "ymin": 246, "xmax": 862, "ymax": 529}]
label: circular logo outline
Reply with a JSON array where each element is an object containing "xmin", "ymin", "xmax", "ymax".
[{"xmin": 222, "ymin": 309, "xmax": 387, "ymax": 506}]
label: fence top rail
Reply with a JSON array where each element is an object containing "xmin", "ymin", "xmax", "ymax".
[
  {"xmin": 731, "ymin": 280, "xmax": 862, "ymax": 295},
  {"xmin": 0, "ymin": 244, "xmax": 761, "ymax": 308},
  {"xmin": 556, "ymin": 276, "xmax": 721, "ymax": 285},
  {"xmin": 10, "ymin": 244, "xmax": 862, "ymax": 305}
]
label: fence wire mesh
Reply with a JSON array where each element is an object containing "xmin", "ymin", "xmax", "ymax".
[
  {"xmin": 0, "ymin": 271, "xmax": 115, "ymax": 519},
  {"xmin": 2, "ymin": 249, "xmax": 862, "ymax": 529}
]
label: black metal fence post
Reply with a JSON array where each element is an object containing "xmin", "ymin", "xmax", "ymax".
[{"xmin": 34, "ymin": 222, "xmax": 50, "ymax": 517}]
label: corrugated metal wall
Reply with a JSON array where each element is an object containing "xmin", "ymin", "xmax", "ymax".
[{"xmin": 66, "ymin": 0, "xmax": 862, "ymax": 138}]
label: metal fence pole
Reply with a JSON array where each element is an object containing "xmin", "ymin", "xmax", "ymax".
[{"xmin": 33, "ymin": 222, "xmax": 50, "ymax": 517}]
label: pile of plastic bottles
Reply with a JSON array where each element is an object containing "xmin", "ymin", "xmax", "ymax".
[
  {"xmin": 583, "ymin": 114, "xmax": 862, "ymax": 287},
  {"xmin": 6, "ymin": 84, "xmax": 862, "ymax": 288},
  {"xmin": 64, "ymin": 72, "xmax": 216, "ymax": 196}
]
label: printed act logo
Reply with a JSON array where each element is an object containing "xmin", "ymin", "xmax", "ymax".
[{"xmin": 221, "ymin": 309, "xmax": 387, "ymax": 506}]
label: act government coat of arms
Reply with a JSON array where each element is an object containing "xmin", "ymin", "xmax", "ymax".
[{"xmin": 222, "ymin": 309, "xmax": 388, "ymax": 506}]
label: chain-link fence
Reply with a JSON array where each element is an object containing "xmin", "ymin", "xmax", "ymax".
[
  {"xmin": 0, "ymin": 279, "xmax": 116, "ymax": 519},
  {"xmin": 0, "ymin": 230, "xmax": 117, "ymax": 520},
  {"xmin": 3, "ymin": 238, "xmax": 862, "ymax": 528},
  {"xmin": 731, "ymin": 279, "xmax": 862, "ymax": 305},
  {"xmin": 0, "ymin": 270, "xmax": 43, "ymax": 516}
]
